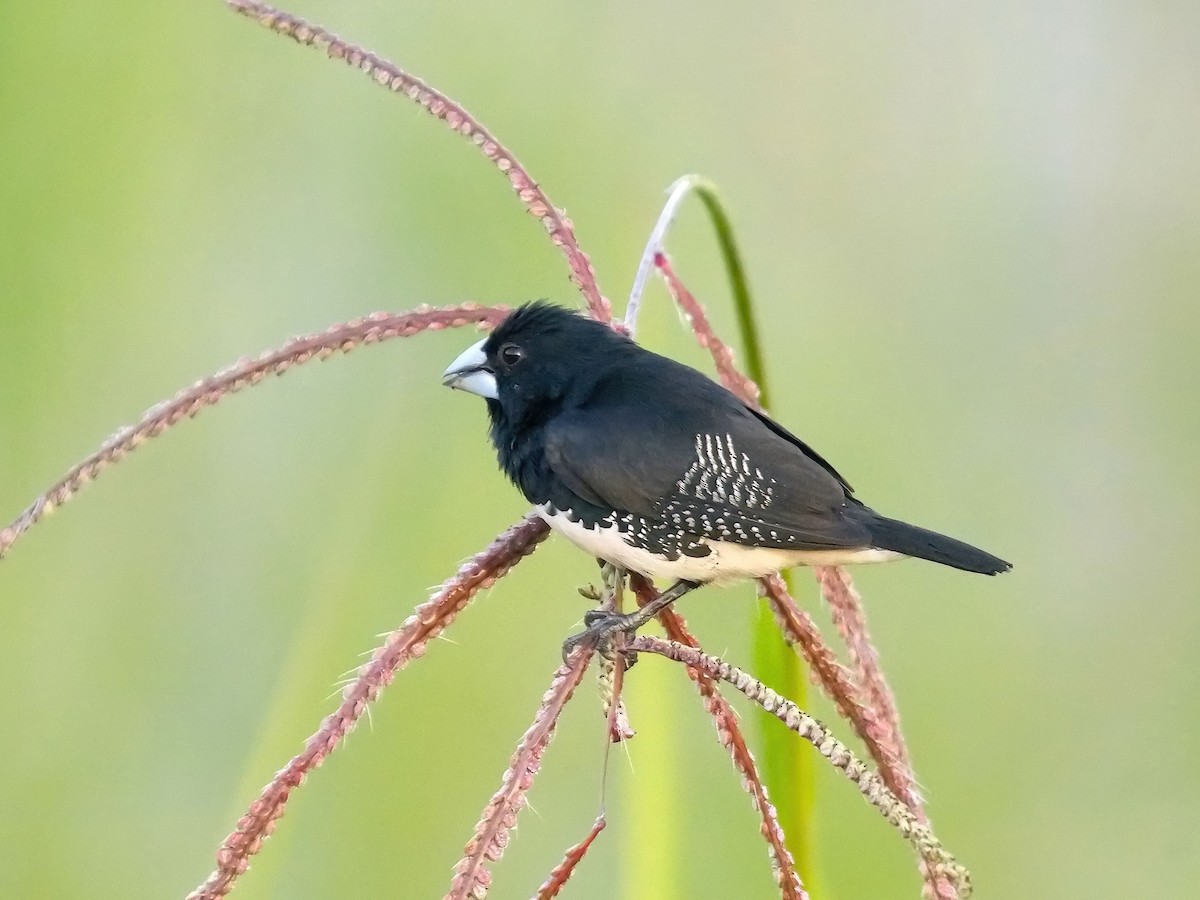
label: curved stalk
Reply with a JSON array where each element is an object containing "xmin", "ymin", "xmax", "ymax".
[{"xmin": 633, "ymin": 177, "xmax": 818, "ymax": 892}]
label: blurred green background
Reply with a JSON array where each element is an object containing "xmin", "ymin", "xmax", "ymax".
[{"xmin": 2, "ymin": 2, "xmax": 1197, "ymax": 897}]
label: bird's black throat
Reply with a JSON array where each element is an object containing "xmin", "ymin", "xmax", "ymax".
[{"xmin": 485, "ymin": 394, "xmax": 611, "ymax": 524}]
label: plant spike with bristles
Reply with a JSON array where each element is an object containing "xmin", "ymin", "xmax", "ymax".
[
  {"xmin": 815, "ymin": 565, "xmax": 958, "ymax": 899},
  {"xmin": 187, "ymin": 514, "xmax": 549, "ymax": 900},
  {"xmin": 627, "ymin": 636, "xmax": 973, "ymax": 900},
  {"xmin": 1, "ymin": 307, "xmax": 506, "ymax": 561},
  {"xmin": 759, "ymin": 577, "xmax": 913, "ymax": 799},
  {"xmin": 630, "ymin": 575, "xmax": 806, "ymax": 900},
  {"xmin": 759, "ymin": 578, "xmax": 958, "ymax": 899},
  {"xmin": 447, "ymin": 649, "xmax": 595, "ymax": 900},
  {"xmin": 654, "ymin": 251, "xmax": 761, "ymax": 406},
  {"xmin": 596, "ymin": 646, "xmax": 635, "ymax": 743},
  {"xmin": 532, "ymin": 816, "xmax": 607, "ymax": 900},
  {"xmin": 595, "ymin": 563, "xmax": 636, "ymax": 742},
  {"xmin": 0, "ymin": 304, "xmax": 507, "ymax": 558},
  {"xmin": 226, "ymin": 1, "xmax": 610, "ymax": 322},
  {"xmin": 0, "ymin": 304, "xmax": 508, "ymax": 561},
  {"xmin": 817, "ymin": 565, "xmax": 913, "ymax": 803}
]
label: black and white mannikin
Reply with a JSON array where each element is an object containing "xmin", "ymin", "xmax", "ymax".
[{"xmin": 443, "ymin": 302, "xmax": 1011, "ymax": 649}]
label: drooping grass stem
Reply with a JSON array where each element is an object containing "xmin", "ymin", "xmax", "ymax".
[{"xmin": 629, "ymin": 175, "xmax": 821, "ymax": 895}]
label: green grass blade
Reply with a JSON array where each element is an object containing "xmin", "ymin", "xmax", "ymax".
[{"xmin": 690, "ymin": 179, "xmax": 822, "ymax": 896}]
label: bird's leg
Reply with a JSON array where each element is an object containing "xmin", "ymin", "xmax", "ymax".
[
  {"xmin": 599, "ymin": 562, "xmax": 638, "ymax": 669},
  {"xmin": 562, "ymin": 579, "xmax": 700, "ymax": 662}
]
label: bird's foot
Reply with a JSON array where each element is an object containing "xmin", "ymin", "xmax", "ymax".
[
  {"xmin": 562, "ymin": 579, "xmax": 699, "ymax": 664},
  {"xmin": 561, "ymin": 609, "xmax": 639, "ymax": 664}
]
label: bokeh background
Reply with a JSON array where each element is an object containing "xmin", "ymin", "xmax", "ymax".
[{"xmin": 2, "ymin": 2, "xmax": 1197, "ymax": 897}]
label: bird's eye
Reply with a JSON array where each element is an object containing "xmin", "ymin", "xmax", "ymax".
[{"xmin": 498, "ymin": 343, "xmax": 524, "ymax": 367}]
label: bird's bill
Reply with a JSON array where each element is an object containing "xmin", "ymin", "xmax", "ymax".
[{"xmin": 441, "ymin": 338, "xmax": 498, "ymax": 399}]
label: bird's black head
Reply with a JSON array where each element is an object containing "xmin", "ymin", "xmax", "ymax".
[{"xmin": 442, "ymin": 301, "xmax": 632, "ymax": 430}]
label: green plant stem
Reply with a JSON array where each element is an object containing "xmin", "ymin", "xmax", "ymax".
[{"xmin": 691, "ymin": 180, "xmax": 821, "ymax": 896}]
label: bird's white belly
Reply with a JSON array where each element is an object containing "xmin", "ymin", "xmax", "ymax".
[{"xmin": 536, "ymin": 507, "xmax": 901, "ymax": 584}]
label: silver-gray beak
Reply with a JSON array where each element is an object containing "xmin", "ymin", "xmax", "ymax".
[{"xmin": 442, "ymin": 338, "xmax": 498, "ymax": 400}]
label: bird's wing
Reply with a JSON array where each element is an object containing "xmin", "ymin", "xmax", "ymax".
[
  {"xmin": 744, "ymin": 405, "xmax": 854, "ymax": 493},
  {"xmin": 542, "ymin": 401, "xmax": 871, "ymax": 551},
  {"xmin": 540, "ymin": 407, "xmax": 690, "ymax": 517}
]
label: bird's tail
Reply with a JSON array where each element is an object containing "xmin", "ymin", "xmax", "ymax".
[{"xmin": 859, "ymin": 513, "xmax": 1012, "ymax": 575}]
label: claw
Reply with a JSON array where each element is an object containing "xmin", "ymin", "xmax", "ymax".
[
  {"xmin": 561, "ymin": 610, "xmax": 631, "ymax": 663},
  {"xmin": 562, "ymin": 580, "xmax": 700, "ymax": 664},
  {"xmin": 583, "ymin": 609, "xmax": 621, "ymax": 628}
]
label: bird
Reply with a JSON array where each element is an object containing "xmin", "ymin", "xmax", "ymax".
[{"xmin": 442, "ymin": 301, "xmax": 1010, "ymax": 650}]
